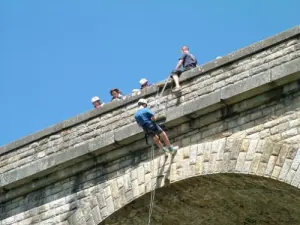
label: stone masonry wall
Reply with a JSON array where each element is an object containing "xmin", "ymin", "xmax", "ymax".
[
  {"xmin": 102, "ymin": 175, "xmax": 300, "ymax": 225},
  {"xmin": 0, "ymin": 34, "xmax": 299, "ymax": 178},
  {"xmin": 1, "ymin": 79, "xmax": 300, "ymax": 225}
]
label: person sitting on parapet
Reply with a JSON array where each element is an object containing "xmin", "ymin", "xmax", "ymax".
[
  {"xmin": 91, "ymin": 96, "xmax": 104, "ymax": 108},
  {"xmin": 135, "ymin": 98, "xmax": 178, "ymax": 154},
  {"xmin": 139, "ymin": 78, "xmax": 151, "ymax": 90},
  {"xmin": 110, "ymin": 88, "xmax": 124, "ymax": 101},
  {"xmin": 170, "ymin": 46, "xmax": 198, "ymax": 91}
]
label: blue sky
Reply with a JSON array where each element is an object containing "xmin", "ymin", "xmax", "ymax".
[{"xmin": 0, "ymin": 0, "xmax": 299, "ymax": 146}]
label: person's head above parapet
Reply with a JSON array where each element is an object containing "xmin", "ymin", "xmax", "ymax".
[
  {"xmin": 139, "ymin": 78, "xmax": 150, "ymax": 89},
  {"xmin": 110, "ymin": 88, "xmax": 123, "ymax": 101},
  {"xmin": 181, "ymin": 45, "xmax": 189, "ymax": 54},
  {"xmin": 137, "ymin": 98, "xmax": 147, "ymax": 109},
  {"xmin": 91, "ymin": 96, "xmax": 103, "ymax": 108}
]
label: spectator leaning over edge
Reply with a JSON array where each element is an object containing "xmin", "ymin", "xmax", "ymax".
[
  {"xmin": 134, "ymin": 98, "xmax": 178, "ymax": 154},
  {"xmin": 170, "ymin": 46, "xmax": 197, "ymax": 92},
  {"xmin": 110, "ymin": 88, "xmax": 124, "ymax": 102},
  {"xmin": 91, "ymin": 96, "xmax": 104, "ymax": 108},
  {"xmin": 139, "ymin": 78, "xmax": 151, "ymax": 90}
]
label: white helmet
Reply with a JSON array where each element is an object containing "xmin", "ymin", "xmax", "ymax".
[
  {"xmin": 91, "ymin": 96, "xmax": 100, "ymax": 103},
  {"xmin": 138, "ymin": 98, "xmax": 147, "ymax": 105},
  {"xmin": 139, "ymin": 78, "xmax": 148, "ymax": 86}
]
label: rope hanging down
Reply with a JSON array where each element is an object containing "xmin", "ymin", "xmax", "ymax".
[{"xmin": 147, "ymin": 77, "xmax": 171, "ymax": 225}]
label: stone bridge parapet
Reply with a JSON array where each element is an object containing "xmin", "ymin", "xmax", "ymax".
[{"xmin": 1, "ymin": 25, "xmax": 300, "ymax": 225}]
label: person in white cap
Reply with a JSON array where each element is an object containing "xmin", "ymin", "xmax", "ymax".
[
  {"xmin": 139, "ymin": 78, "xmax": 151, "ymax": 90},
  {"xmin": 91, "ymin": 96, "xmax": 104, "ymax": 108},
  {"xmin": 134, "ymin": 98, "xmax": 178, "ymax": 154}
]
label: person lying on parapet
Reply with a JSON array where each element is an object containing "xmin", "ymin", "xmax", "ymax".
[
  {"xmin": 139, "ymin": 78, "xmax": 152, "ymax": 90},
  {"xmin": 170, "ymin": 45, "xmax": 198, "ymax": 92},
  {"xmin": 134, "ymin": 98, "xmax": 178, "ymax": 154},
  {"xmin": 91, "ymin": 96, "xmax": 104, "ymax": 108},
  {"xmin": 110, "ymin": 88, "xmax": 124, "ymax": 102}
]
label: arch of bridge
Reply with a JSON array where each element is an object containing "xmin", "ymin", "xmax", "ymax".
[
  {"xmin": 101, "ymin": 174, "xmax": 300, "ymax": 225},
  {"xmin": 67, "ymin": 137, "xmax": 300, "ymax": 225}
]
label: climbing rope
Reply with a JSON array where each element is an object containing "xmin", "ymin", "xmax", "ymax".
[
  {"xmin": 147, "ymin": 142, "xmax": 156, "ymax": 225},
  {"xmin": 147, "ymin": 77, "xmax": 171, "ymax": 225}
]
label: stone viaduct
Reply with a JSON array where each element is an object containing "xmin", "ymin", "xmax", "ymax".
[{"xmin": 1, "ymin": 25, "xmax": 300, "ymax": 225}]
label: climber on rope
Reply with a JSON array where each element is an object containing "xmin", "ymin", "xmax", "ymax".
[
  {"xmin": 170, "ymin": 46, "xmax": 198, "ymax": 92},
  {"xmin": 135, "ymin": 98, "xmax": 178, "ymax": 154},
  {"xmin": 91, "ymin": 96, "xmax": 104, "ymax": 108}
]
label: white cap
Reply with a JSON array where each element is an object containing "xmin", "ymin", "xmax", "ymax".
[
  {"xmin": 138, "ymin": 98, "xmax": 147, "ymax": 105},
  {"xmin": 91, "ymin": 96, "xmax": 100, "ymax": 103},
  {"xmin": 139, "ymin": 78, "xmax": 148, "ymax": 85},
  {"xmin": 216, "ymin": 56, "xmax": 222, "ymax": 59}
]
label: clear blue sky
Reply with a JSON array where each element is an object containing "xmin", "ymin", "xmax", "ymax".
[{"xmin": 0, "ymin": 0, "xmax": 299, "ymax": 146}]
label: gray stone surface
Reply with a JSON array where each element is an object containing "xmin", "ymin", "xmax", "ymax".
[
  {"xmin": 1, "ymin": 26, "xmax": 300, "ymax": 225},
  {"xmin": 0, "ymin": 25, "xmax": 299, "ymax": 155},
  {"xmin": 2, "ymin": 51, "xmax": 300, "ymax": 191},
  {"xmin": 101, "ymin": 174, "xmax": 300, "ymax": 225}
]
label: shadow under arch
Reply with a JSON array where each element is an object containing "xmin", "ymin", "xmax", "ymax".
[{"xmin": 100, "ymin": 173, "xmax": 300, "ymax": 225}]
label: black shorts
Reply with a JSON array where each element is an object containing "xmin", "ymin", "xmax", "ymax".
[
  {"xmin": 144, "ymin": 123, "xmax": 163, "ymax": 136},
  {"xmin": 170, "ymin": 65, "xmax": 196, "ymax": 77}
]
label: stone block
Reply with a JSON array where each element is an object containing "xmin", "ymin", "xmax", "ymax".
[
  {"xmin": 282, "ymin": 128, "xmax": 298, "ymax": 139},
  {"xmin": 265, "ymin": 155, "xmax": 277, "ymax": 177},
  {"xmin": 270, "ymin": 122, "xmax": 289, "ymax": 135},
  {"xmin": 256, "ymin": 162, "xmax": 267, "ymax": 176},
  {"xmin": 221, "ymin": 70, "xmax": 271, "ymax": 101},
  {"xmin": 291, "ymin": 148, "xmax": 300, "ymax": 170},
  {"xmin": 189, "ymin": 145, "xmax": 197, "ymax": 165},
  {"xmin": 249, "ymin": 153, "xmax": 262, "ymax": 174},
  {"xmin": 289, "ymin": 118, "xmax": 300, "ymax": 128},
  {"xmin": 276, "ymin": 144, "xmax": 290, "ymax": 166},
  {"xmin": 182, "ymin": 90, "xmax": 221, "ymax": 117},
  {"xmin": 137, "ymin": 166, "xmax": 145, "ymax": 185},
  {"xmin": 271, "ymin": 57, "xmax": 300, "ymax": 82},
  {"xmin": 229, "ymin": 138, "xmax": 243, "ymax": 160},
  {"xmin": 245, "ymin": 139, "xmax": 259, "ymax": 161},
  {"xmin": 235, "ymin": 152, "xmax": 246, "ymax": 172},
  {"xmin": 105, "ymin": 196, "xmax": 114, "ymax": 215},
  {"xmin": 68, "ymin": 208, "xmax": 84, "ymax": 225},
  {"xmin": 278, "ymin": 159, "xmax": 293, "ymax": 181},
  {"xmin": 241, "ymin": 161, "xmax": 251, "ymax": 174},
  {"xmin": 114, "ymin": 124, "xmax": 142, "ymax": 144}
]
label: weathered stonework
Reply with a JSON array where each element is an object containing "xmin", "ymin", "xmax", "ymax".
[
  {"xmin": 102, "ymin": 174, "xmax": 300, "ymax": 225},
  {"xmin": 1, "ymin": 26, "xmax": 300, "ymax": 225}
]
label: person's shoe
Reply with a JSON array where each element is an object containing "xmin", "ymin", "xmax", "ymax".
[
  {"xmin": 162, "ymin": 147, "xmax": 168, "ymax": 154},
  {"xmin": 168, "ymin": 146, "xmax": 179, "ymax": 154}
]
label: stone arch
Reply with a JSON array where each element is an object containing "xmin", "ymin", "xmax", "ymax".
[
  {"xmin": 101, "ymin": 174, "xmax": 300, "ymax": 225},
  {"xmin": 67, "ymin": 137, "xmax": 300, "ymax": 225}
]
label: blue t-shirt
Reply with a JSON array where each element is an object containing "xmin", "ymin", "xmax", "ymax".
[
  {"xmin": 135, "ymin": 107, "xmax": 154, "ymax": 128},
  {"xmin": 179, "ymin": 52, "xmax": 197, "ymax": 68}
]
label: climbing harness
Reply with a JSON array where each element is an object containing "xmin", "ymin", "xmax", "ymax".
[{"xmin": 147, "ymin": 77, "xmax": 171, "ymax": 225}]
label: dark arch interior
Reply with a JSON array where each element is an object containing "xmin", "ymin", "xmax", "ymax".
[{"xmin": 100, "ymin": 174, "xmax": 300, "ymax": 225}]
